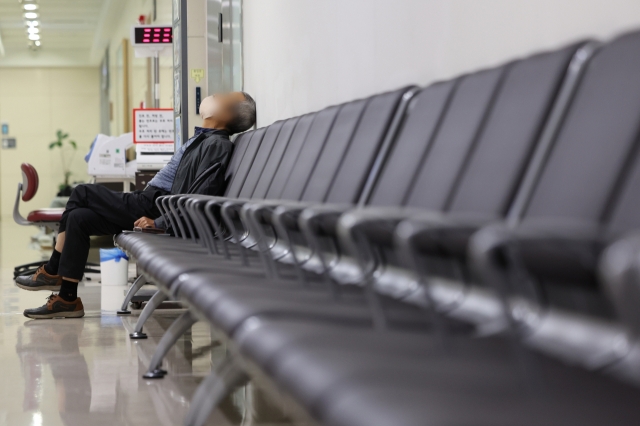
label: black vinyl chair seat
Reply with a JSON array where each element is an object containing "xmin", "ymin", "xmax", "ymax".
[
  {"xmin": 175, "ymin": 271, "xmax": 444, "ymax": 336},
  {"xmin": 122, "ymin": 236, "xmax": 263, "ymax": 277},
  {"xmin": 142, "ymin": 253, "xmax": 269, "ymax": 288},
  {"xmin": 233, "ymin": 318, "xmax": 640, "ymax": 426},
  {"xmin": 115, "ymin": 232, "xmax": 169, "ymax": 250}
]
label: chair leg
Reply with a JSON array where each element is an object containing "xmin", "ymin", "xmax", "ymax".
[
  {"xmin": 15, "ymin": 258, "xmax": 99, "ymax": 279},
  {"xmin": 118, "ymin": 275, "xmax": 147, "ymax": 315},
  {"xmin": 184, "ymin": 359, "xmax": 249, "ymax": 426},
  {"xmin": 13, "ymin": 261, "xmax": 47, "ymax": 278},
  {"xmin": 143, "ymin": 311, "xmax": 199, "ymax": 379},
  {"xmin": 14, "ymin": 261, "xmax": 46, "ymax": 271},
  {"xmin": 129, "ymin": 290, "xmax": 169, "ymax": 339}
]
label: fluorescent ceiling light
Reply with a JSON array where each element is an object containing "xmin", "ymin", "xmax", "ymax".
[
  {"xmin": 26, "ymin": 20, "xmax": 39, "ymax": 27},
  {"xmin": 28, "ymin": 34, "xmax": 40, "ymax": 41},
  {"xmin": 24, "ymin": 12, "xmax": 38, "ymax": 19},
  {"xmin": 23, "ymin": 4, "xmax": 38, "ymax": 11},
  {"xmin": 27, "ymin": 27, "xmax": 39, "ymax": 34}
]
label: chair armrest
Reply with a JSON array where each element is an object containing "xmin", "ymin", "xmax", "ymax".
[
  {"xmin": 470, "ymin": 220, "xmax": 606, "ymax": 272},
  {"xmin": 394, "ymin": 212, "xmax": 499, "ymax": 262},
  {"xmin": 202, "ymin": 196, "xmax": 238, "ymax": 227},
  {"xmin": 170, "ymin": 194, "xmax": 212, "ymax": 240},
  {"xmin": 203, "ymin": 197, "xmax": 237, "ymax": 241},
  {"xmin": 297, "ymin": 203, "xmax": 355, "ymax": 237},
  {"xmin": 191, "ymin": 195, "xmax": 236, "ymax": 227},
  {"xmin": 183, "ymin": 197, "xmax": 220, "ymax": 253},
  {"xmin": 220, "ymin": 198, "xmax": 252, "ymax": 221},
  {"xmin": 239, "ymin": 200, "xmax": 319, "ymax": 242},
  {"xmin": 176, "ymin": 196, "xmax": 200, "ymax": 240},
  {"xmin": 466, "ymin": 222, "xmax": 640, "ymax": 375},
  {"xmin": 469, "ymin": 220, "xmax": 607, "ymax": 317},
  {"xmin": 159, "ymin": 196, "xmax": 177, "ymax": 233},
  {"xmin": 336, "ymin": 206, "xmax": 434, "ymax": 258},
  {"xmin": 162, "ymin": 194, "xmax": 211, "ymax": 238},
  {"xmin": 241, "ymin": 199, "xmax": 313, "ymax": 225},
  {"xmin": 219, "ymin": 198, "xmax": 252, "ymax": 243},
  {"xmin": 166, "ymin": 195, "xmax": 188, "ymax": 238},
  {"xmin": 238, "ymin": 200, "xmax": 314, "ymax": 255},
  {"xmin": 155, "ymin": 195, "xmax": 171, "ymax": 220},
  {"xmin": 600, "ymin": 232, "xmax": 640, "ymax": 337}
]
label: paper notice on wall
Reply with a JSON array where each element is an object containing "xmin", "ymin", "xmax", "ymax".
[{"xmin": 133, "ymin": 109, "xmax": 174, "ymax": 143}]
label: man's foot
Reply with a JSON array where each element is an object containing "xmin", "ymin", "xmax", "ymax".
[
  {"xmin": 23, "ymin": 294, "xmax": 84, "ymax": 319},
  {"xmin": 15, "ymin": 265, "xmax": 62, "ymax": 291}
]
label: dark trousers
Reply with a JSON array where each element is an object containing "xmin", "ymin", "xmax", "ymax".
[{"xmin": 58, "ymin": 184, "xmax": 169, "ymax": 280}]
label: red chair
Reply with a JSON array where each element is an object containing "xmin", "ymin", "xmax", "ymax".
[
  {"xmin": 13, "ymin": 163, "xmax": 64, "ymax": 231},
  {"xmin": 13, "ymin": 163, "xmax": 98, "ymax": 278}
]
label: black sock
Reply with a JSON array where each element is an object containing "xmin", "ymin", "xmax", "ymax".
[
  {"xmin": 44, "ymin": 249, "xmax": 62, "ymax": 275},
  {"xmin": 59, "ymin": 279, "xmax": 78, "ymax": 302}
]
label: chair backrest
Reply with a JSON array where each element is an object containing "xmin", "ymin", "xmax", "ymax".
[
  {"xmin": 224, "ymin": 127, "xmax": 267, "ymax": 198},
  {"xmin": 403, "ymin": 67, "xmax": 507, "ymax": 210},
  {"xmin": 237, "ymin": 120, "xmax": 285, "ymax": 198},
  {"xmin": 224, "ymin": 130, "xmax": 253, "ymax": 185},
  {"xmin": 598, "ymin": 37, "xmax": 640, "ymax": 234},
  {"xmin": 445, "ymin": 43, "xmax": 585, "ymax": 217},
  {"xmin": 264, "ymin": 113, "xmax": 316, "ymax": 199},
  {"xmin": 20, "ymin": 163, "xmax": 39, "ymax": 202},
  {"xmin": 366, "ymin": 80, "xmax": 458, "ymax": 206},
  {"xmin": 251, "ymin": 116, "xmax": 300, "ymax": 198},
  {"xmin": 521, "ymin": 31, "xmax": 640, "ymax": 227},
  {"xmin": 279, "ymin": 105, "xmax": 341, "ymax": 200},
  {"xmin": 368, "ymin": 67, "xmax": 508, "ymax": 209},
  {"xmin": 367, "ymin": 43, "xmax": 584, "ymax": 218},
  {"xmin": 265, "ymin": 87, "xmax": 412, "ymax": 204},
  {"xmin": 300, "ymin": 98, "xmax": 369, "ymax": 202},
  {"xmin": 325, "ymin": 86, "xmax": 415, "ymax": 205}
]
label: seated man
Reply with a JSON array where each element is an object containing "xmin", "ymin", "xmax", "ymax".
[{"xmin": 16, "ymin": 92, "xmax": 256, "ymax": 319}]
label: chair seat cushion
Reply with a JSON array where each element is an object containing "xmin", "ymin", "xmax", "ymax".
[
  {"xmin": 27, "ymin": 208, "xmax": 64, "ymax": 222},
  {"xmin": 178, "ymin": 272, "xmax": 436, "ymax": 337},
  {"xmin": 234, "ymin": 318, "xmax": 640, "ymax": 426}
]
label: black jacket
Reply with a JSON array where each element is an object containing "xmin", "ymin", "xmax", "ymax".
[
  {"xmin": 171, "ymin": 129, "xmax": 234, "ymax": 194},
  {"xmin": 154, "ymin": 129, "xmax": 234, "ymax": 229}
]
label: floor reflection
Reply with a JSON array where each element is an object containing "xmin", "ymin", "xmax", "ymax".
[
  {"xmin": 0, "ymin": 219, "xmax": 310, "ymax": 425},
  {"xmin": 16, "ymin": 320, "xmax": 91, "ymax": 425}
]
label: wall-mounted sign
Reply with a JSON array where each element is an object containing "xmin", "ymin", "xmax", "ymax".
[
  {"xmin": 190, "ymin": 68, "xmax": 204, "ymax": 83},
  {"xmin": 1, "ymin": 123, "xmax": 8, "ymax": 135},
  {"xmin": 2, "ymin": 137, "xmax": 16, "ymax": 149},
  {"xmin": 133, "ymin": 109, "xmax": 174, "ymax": 143}
]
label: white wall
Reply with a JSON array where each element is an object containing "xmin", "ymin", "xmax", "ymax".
[
  {"xmin": 244, "ymin": 0, "xmax": 640, "ymax": 127},
  {"xmin": 0, "ymin": 68, "xmax": 100, "ymax": 217}
]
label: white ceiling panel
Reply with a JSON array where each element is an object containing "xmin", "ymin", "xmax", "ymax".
[{"xmin": 0, "ymin": 0, "xmax": 109, "ymax": 67}]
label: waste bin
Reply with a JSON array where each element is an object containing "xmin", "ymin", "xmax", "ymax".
[{"xmin": 100, "ymin": 248, "xmax": 129, "ymax": 312}]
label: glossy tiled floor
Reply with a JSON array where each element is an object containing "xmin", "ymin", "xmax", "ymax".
[{"xmin": 0, "ymin": 219, "xmax": 310, "ymax": 426}]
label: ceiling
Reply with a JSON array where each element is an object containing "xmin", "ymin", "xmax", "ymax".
[{"xmin": 0, "ymin": 0, "xmax": 123, "ymax": 67}]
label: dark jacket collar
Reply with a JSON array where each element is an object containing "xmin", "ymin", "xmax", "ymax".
[{"xmin": 194, "ymin": 127, "xmax": 230, "ymax": 139}]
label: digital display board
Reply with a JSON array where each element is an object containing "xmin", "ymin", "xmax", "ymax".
[{"xmin": 132, "ymin": 26, "xmax": 173, "ymax": 45}]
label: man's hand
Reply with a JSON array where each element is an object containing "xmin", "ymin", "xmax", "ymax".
[{"xmin": 134, "ymin": 216, "xmax": 156, "ymax": 229}]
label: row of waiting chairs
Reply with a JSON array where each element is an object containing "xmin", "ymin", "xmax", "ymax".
[{"xmin": 116, "ymin": 30, "xmax": 640, "ymax": 426}]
